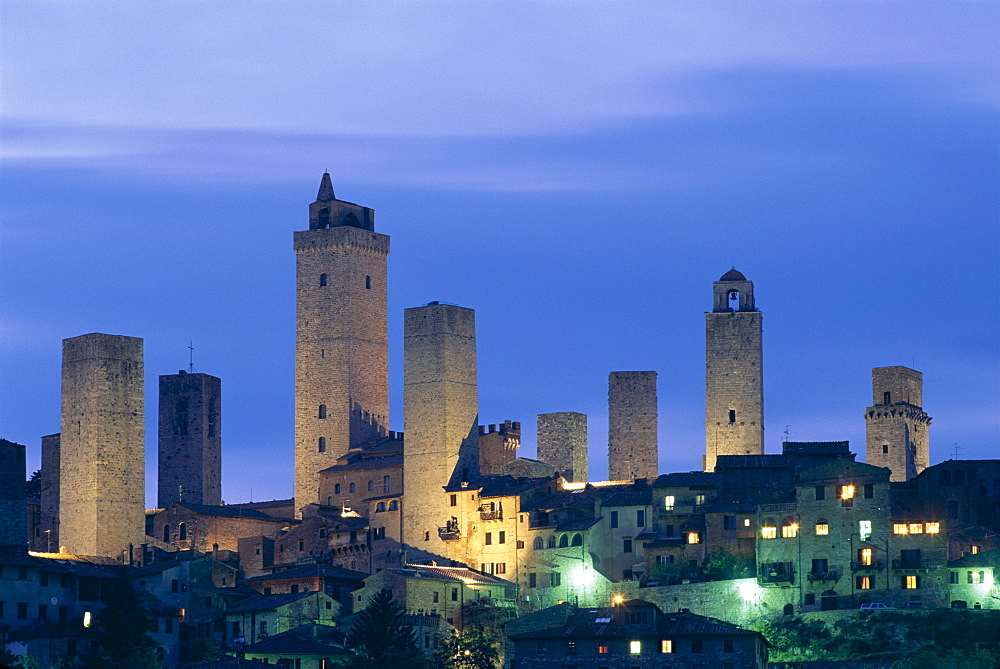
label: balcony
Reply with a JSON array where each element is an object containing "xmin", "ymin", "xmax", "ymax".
[
  {"xmin": 807, "ymin": 570, "xmax": 839, "ymax": 582},
  {"xmin": 760, "ymin": 571, "xmax": 795, "ymax": 586},
  {"xmin": 851, "ymin": 560, "xmax": 884, "ymax": 572},
  {"xmin": 438, "ymin": 521, "xmax": 461, "ymax": 540},
  {"xmin": 892, "ymin": 559, "xmax": 930, "ymax": 571},
  {"xmin": 480, "ymin": 510, "xmax": 503, "ymax": 521}
]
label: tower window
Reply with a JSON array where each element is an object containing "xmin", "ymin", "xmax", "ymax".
[
  {"xmin": 335, "ymin": 484, "xmax": 341, "ymax": 494},
  {"xmin": 207, "ymin": 398, "xmax": 217, "ymax": 437},
  {"xmin": 883, "ymin": 444, "xmax": 889, "ymax": 454},
  {"xmin": 319, "ymin": 273, "xmax": 328, "ymax": 286},
  {"xmin": 175, "ymin": 397, "xmax": 189, "ymax": 436},
  {"xmin": 318, "ymin": 208, "xmax": 330, "ymax": 228},
  {"xmin": 178, "ymin": 523, "xmax": 187, "ymax": 541},
  {"xmin": 163, "ymin": 525, "xmax": 170, "ymax": 543},
  {"xmin": 383, "ymin": 475, "xmax": 391, "ymax": 493},
  {"xmin": 729, "ymin": 409, "xmax": 736, "ymax": 423},
  {"xmin": 349, "ymin": 482, "xmax": 355, "ymax": 493},
  {"xmin": 884, "ymin": 391, "xmax": 891, "ymax": 405},
  {"xmin": 365, "ymin": 275, "xmax": 371, "ymax": 289},
  {"xmin": 318, "ymin": 437, "xmax": 326, "ymax": 453},
  {"xmin": 318, "ymin": 404, "xmax": 326, "ymax": 419}
]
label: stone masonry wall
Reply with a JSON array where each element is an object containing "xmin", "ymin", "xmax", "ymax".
[
  {"xmin": 39, "ymin": 433, "xmax": 60, "ymax": 550},
  {"xmin": 536, "ymin": 412, "xmax": 588, "ymax": 483},
  {"xmin": 0, "ymin": 439, "xmax": 27, "ymax": 546},
  {"xmin": 59, "ymin": 333, "xmax": 145, "ymax": 558},
  {"xmin": 158, "ymin": 371, "xmax": 222, "ymax": 507},
  {"xmin": 294, "ymin": 221, "xmax": 389, "ymax": 515},
  {"xmin": 608, "ymin": 372, "xmax": 658, "ymax": 481},
  {"xmin": 865, "ymin": 366, "xmax": 930, "ymax": 482}
]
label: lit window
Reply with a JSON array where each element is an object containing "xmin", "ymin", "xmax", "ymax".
[
  {"xmin": 969, "ymin": 571, "xmax": 983, "ymax": 584},
  {"xmin": 686, "ymin": 532, "xmax": 700, "ymax": 544},
  {"xmin": 859, "ymin": 548, "xmax": 873, "ymax": 566},
  {"xmin": 629, "ymin": 640, "xmax": 641, "ymax": 654},
  {"xmin": 781, "ymin": 518, "xmax": 798, "ymax": 538},
  {"xmin": 893, "ymin": 523, "xmax": 908, "ymax": 535},
  {"xmin": 926, "ymin": 522, "xmax": 940, "ymax": 534},
  {"xmin": 840, "ymin": 485, "xmax": 855, "ymax": 500},
  {"xmin": 597, "ymin": 645, "xmax": 609, "ymax": 654},
  {"xmin": 83, "ymin": 611, "xmax": 92, "ymax": 628},
  {"xmin": 908, "ymin": 523, "xmax": 923, "ymax": 535},
  {"xmin": 695, "ymin": 494, "xmax": 705, "ymax": 506},
  {"xmin": 860, "ymin": 520, "xmax": 872, "ymax": 542},
  {"xmin": 664, "ymin": 496, "xmax": 675, "ymax": 511},
  {"xmin": 660, "ymin": 639, "xmax": 673, "ymax": 653},
  {"xmin": 815, "ymin": 521, "xmax": 829, "ymax": 536},
  {"xmin": 904, "ymin": 575, "xmax": 919, "ymax": 589},
  {"xmin": 761, "ymin": 526, "xmax": 777, "ymax": 540},
  {"xmin": 857, "ymin": 576, "xmax": 872, "ymax": 590},
  {"xmin": 743, "ymin": 518, "xmax": 751, "ymax": 527},
  {"xmin": 971, "ymin": 545, "xmax": 980, "ymax": 555}
]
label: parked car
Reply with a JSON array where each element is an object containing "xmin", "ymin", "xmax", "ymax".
[{"xmin": 860, "ymin": 602, "xmax": 895, "ymax": 610}]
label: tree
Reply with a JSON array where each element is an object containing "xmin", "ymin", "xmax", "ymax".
[
  {"xmin": 701, "ymin": 549, "xmax": 756, "ymax": 581},
  {"xmin": 434, "ymin": 628, "xmax": 499, "ymax": 669},
  {"xmin": 78, "ymin": 573, "xmax": 162, "ymax": 669},
  {"xmin": 344, "ymin": 590, "xmax": 426, "ymax": 669},
  {"xmin": 25, "ymin": 470, "xmax": 40, "ymax": 498}
]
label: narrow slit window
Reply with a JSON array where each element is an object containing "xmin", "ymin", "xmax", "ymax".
[
  {"xmin": 729, "ymin": 409, "xmax": 737, "ymax": 423},
  {"xmin": 365, "ymin": 275, "xmax": 371, "ymax": 289},
  {"xmin": 318, "ymin": 437, "xmax": 326, "ymax": 452},
  {"xmin": 320, "ymin": 273, "xmax": 328, "ymax": 286}
]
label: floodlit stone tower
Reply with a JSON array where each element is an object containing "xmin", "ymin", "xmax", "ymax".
[
  {"xmin": 39, "ymin": 433, "xmax": 60, "ymax": 550},
  {"xmin": 59, "ymin": 333, "xmax": 145, "ymax": 559},
  {"xmin": 402, "ymin": 302, "xmax": 479, "ymax": 552},
  {"xmin": 537, "ymin": 412, "xmax": 588, "ymax": 482},
  {"xmin": 705, "ymin": 268, "xmax": 763, "ymax": 472},
  {"xmin": 608, "ymin": 372, "xmax": 658, "ymax": 481},
  {"xmin": 158, "ymin": 371, "xmax": 222, "ymax": 507},
  {"xmin": 0, "ymin": 439, "xmax": 27, "ymax": 547},
  {"xmin": 294, "ymin": 173, "xmax": 389, "ymax": 515},
  {"xmin": 865, "ymin": 366, "xmax": 931, "ymax": 482}
]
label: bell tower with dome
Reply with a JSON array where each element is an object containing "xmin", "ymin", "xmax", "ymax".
[{"xmin": 704, "ymin": 268, "xmax": 764, "ymax": 471}]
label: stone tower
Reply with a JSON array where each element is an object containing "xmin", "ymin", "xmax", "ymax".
[
  {"xmin": 705, "ymin": 268, "xmax": 763, "ymax": 472},
  {"xmin": 0, "ymin": 439, "xmax": 27, "ymax": 547},
  {"xmin": 608, "ymin": 372, "xmax": 658, "ymax": 481},
  {"xmin": 537, "ymin": 412, "xmax": 588, "ymax": 482},
  {"xmin": 158, "ymin": 370, "xmax": 222, "ymax": 508},
  {"xmin": 39, "ymin": 434, "xmax": 60, "ymax": 551},
  {"xmin": 865, "ymin": 366, "xmax": 931, "ymax": 482},
  {"xmin": 59, "ymin": 333, "xmax": 145, "ymax": 559},
  {"xmin": 294, "ymin": 173, "xmax": 389, "ymax": 515},
  {"xmin": 402, "ymin": 302, "xmax": 479, "ymax": 553},
  {"xmin": 479, "ymin": 420, "xmax": 520, "ymax": 476}
]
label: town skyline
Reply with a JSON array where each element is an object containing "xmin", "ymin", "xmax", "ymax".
[{"xmin": 2, "ymin": 2, "xmax": 997, "ymax": 508}]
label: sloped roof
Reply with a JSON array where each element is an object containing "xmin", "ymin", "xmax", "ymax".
[
  {"xmin": 381, "ymin": 565, "xmax": 516, "ymax": 588},
  {"xmin": 242, "ymin": 563, "xmax": 367, "ymax": 583},
  {"xmin": 796, "ymin": 459, "xmax": 890, "ymax": 484},
  {"xmin": 478, "ymin": 475, "xmax": 556, "ymax": 498},
  {"xmin": 225, "ymin": 590, "xmax": 315, "ymax": 613},
  {"xmin": 174, "ymin": 502, "xmax": 297, "ymax": 523},
  {"xmin": 319, "ymin": 453, "xmax": 402, "ymax": 473},
  {"xmin": 949, "ymin": 548, "xmax": 1000, "ymax": 569},
  {"xmin": 653, "ymin": 471, "xmax": 719, "ymax": 488}
]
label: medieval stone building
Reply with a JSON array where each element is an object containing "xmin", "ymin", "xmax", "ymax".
[
  {"xmin": 607, "ymin": 371, "xmax": 658, "ymax": 481},
  {"xmin": 865, "ymin": 365, "xmax": 931, "ymax": 482},
  {"xmin": 536, "ymin": 411, "xmax": 588, "ymax": 483},
  {"xmin": 158, "ymin": 370, "xmax": 222, "ymax": 508}
]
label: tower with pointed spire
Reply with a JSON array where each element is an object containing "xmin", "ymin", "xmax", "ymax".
[
  {"xmin": 704, "ymin": 268, "xmax": 764, "ymax": 471},
  {"xmin": 294, "ymin": 173, "xmax": 389, "ymax": 515}
]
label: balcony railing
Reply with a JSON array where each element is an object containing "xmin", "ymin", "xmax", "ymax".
[
  {"xmin": 438, "ymin": 525, "xmax": 460, "ymax": 540},
  {"xmin": 480, "ymin": 510, "xmax": 503, "ymax": 521},
  {"xmin": 807, "ymin": 570, "xmax": 839, "ymax": 582},
  {"xmin": 851, "ymin": 560, "xmax": 884, "ymax": 572},
  {"xmin": 760, "ymin": 571, "xmax": 795, "ymax": 585},
  {"xmin": 892, "ymin": 559, "xmax": 930, "ymax": 571}
]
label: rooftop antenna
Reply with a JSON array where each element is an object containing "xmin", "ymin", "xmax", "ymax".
[
  {"xmin": 188, "ymin": 341, "xmax": 195, "ymax": 373},
  {"xmin": 783, "ymin": 425, "xmax": 791, "ymax": 443},
  {"xmin": 952, "ymin": 442, "xmax": 960, "ymax": 461}
]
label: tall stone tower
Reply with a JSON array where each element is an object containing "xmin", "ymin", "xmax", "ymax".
[
  {"xmin": 865, "ymin": 366, "xmax": 931, "ymax": 482},
  {"xmin": 537, "ymin": 412, "xmax": 588, "ymax": 482},
  {"xmin": 608, "ymin": 372, "xmax": 658, "ymax": 481},
  {"xmin": 59, "ymin": 333, "xmax": 145, "ymax": 559},
  {"xmin": 0, "ymin": 439, "xmax": 27, "ymax": 547},
  {"xmin": 158, "ymin": 371, "xmax": 222, "ymax": 508},
  {"xmin": 40, "ymin": 433, "xmax": 60, "ymax": 551},
  {"xmin": 294, "ymin": 173, "xmax": 389, "ymax": 515},
  {"xmin": 402, "ymin": 302, "xmax": 479, "ymax": 553},
  {"xmin": 705, "ymin": 268, "xmax": 763, "ymax": 472},
  {"xmin": 479, "ymin": 420, "xmax": 520, "ymax": 476}
]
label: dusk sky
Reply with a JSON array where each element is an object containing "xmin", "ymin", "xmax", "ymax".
[{"xmin": 2, "ymin": 2, "xmax": 997, "ymax": 508}]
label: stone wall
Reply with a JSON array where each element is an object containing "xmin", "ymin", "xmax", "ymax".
[
  {"xmin": 39, "ymin": 434, "xmax": 59, "ymax": 551},
  {"xmin": 158, "ymin": 371, "xmax": 222, "ymax": 507},
  {"xmin": 608, "ymin": 372, "xmax": 658, "ymax": 481},
  {"xmin": 865, "ymin": 366, "xmax": 930, "ymax": 482},
  {"xmin": 0, "ymin": 439, "xmax": 27, "ymax": 546},
  {"xmin": 536, "ymin": 412, "xmax": 588, "ymax": 483},
  {"xmin": 59, "ymin": 333, "xmax": 145, "ymax": 559}
]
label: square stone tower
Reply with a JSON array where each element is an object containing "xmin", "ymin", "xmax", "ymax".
[
  {"xmin": 705, "ymin": 268, "xmax": 763, "ymax": 472},
  {"xmin": 536, "ymin": 411, "xmax": 588, "ymax": 482},
  {"xmin": 59, "ymin": 333, "xmax": 145, "ymax": 558},
  {"xmin": 865, "ymin": 366, "xmax": 931, "ymax": 481},
  {"xmin": 40, "ymin": 433, "xmax": 60, "ymax": 551},
  {"xmin": 608, "ymin": 372, "xmax": 658, "ymax": 481},
  {"xmin": 0, "ymin": 439, "xmax": 27, "ymax": 547},
  {"xmin": 294, "ymin": 173, "xmax": 389, "ymax": 515},
  {"xmin": 479, "ymin": 420, "xmax": 520, "ymax": 476},
  {"xmin": 402, "ymin": 302, "xmax": 479, "ymax": 552},
  {"xmin": 158, "ymin": 370, "xmax": 222, "ymax": 508}
]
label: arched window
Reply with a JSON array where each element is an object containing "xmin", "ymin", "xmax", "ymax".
[
  {"xmin": 335, "ymin": 483, "xmax": 341, "ymax": 494},
  {"xmin": 532, "ymin": 536, "xmax": 544, "ymax": 550},
  {"xmin": 349, "ymin": 482, "xmax": 356, "ymax": 493},
  {"xmin": 728, "ymin": 289, "xmax": 739, "ymax": 309},
  {"xmin": 389, "ymin": 500, "xmax": 398, "ymax": 511},
  {"xmin": 367, "ymin": 480, "xmax": 374, "ymax": 492},
  {"xmin": 938, "ymin": 470, "xmax": 951, "ymax": 485},
  {"xmin": 318, "ymin": 208, "xmax": 330, "ymax": 228},
  {"xmin": 383, "ymin": 475, "xmax": 391, "ymax": 493},
  {"xmin": 558, "ymin": 535, "xmax": 569, "ymax": 548},
  {"xmin": 366, "ymin": 275, "xmax": 372, "ymax": 290},
  {"xmin": 343, "ymin": 212, "xmax": 360, "ymax": 227},
  {"xmin": 781, "ymin": 517, "xmax": 798, "ymax": 538},
  {"xmin": 783, "ymin": 604, "xmax": 794, "ymax": 616},
  {"xmin": 318, "ymin": 405, "xmax": 327, "ymax": 419},
  {"xmin": 163, "ymin": 525, "xmax": 170, "ymax": 543},
  {"xmin": 547, "ymin": 536, "xmax": 556, "ymax": 549},
  {"xmin": 319, "ymin": 273, "xmax": 328, "ymax": 286},
  {"xmin": 175, "ymin": 397, "xmax": 189, "ymax": 436},
  {"xmin": 318, "ymin": 437, "xmax": 326, "ymax": 453},
  {"xmin": 376, "ymin": 502, "xmax": 386, "ymax": 512},
  {"xmin": 179, "ymin": 523, "xmax": 187, "ymax": 541},
  {"xmin": 326, "ymin": 496, "xmax": 332, "ymax": 506},
  {"xmin": 815, "ymin": 519, "xmax": 829, "ymax": 536},
  {"xmin": 571, "ymin": 534, "xmax": 583, "ymax": 547},
  {"xmin": 761, "ymin": 518, "xmax": 777, "ymax": 539}
]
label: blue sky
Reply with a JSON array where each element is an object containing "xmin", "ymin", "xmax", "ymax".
[{"xmin": 2, "ymin": 2, "xmax": 997, "ymax": 507}]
